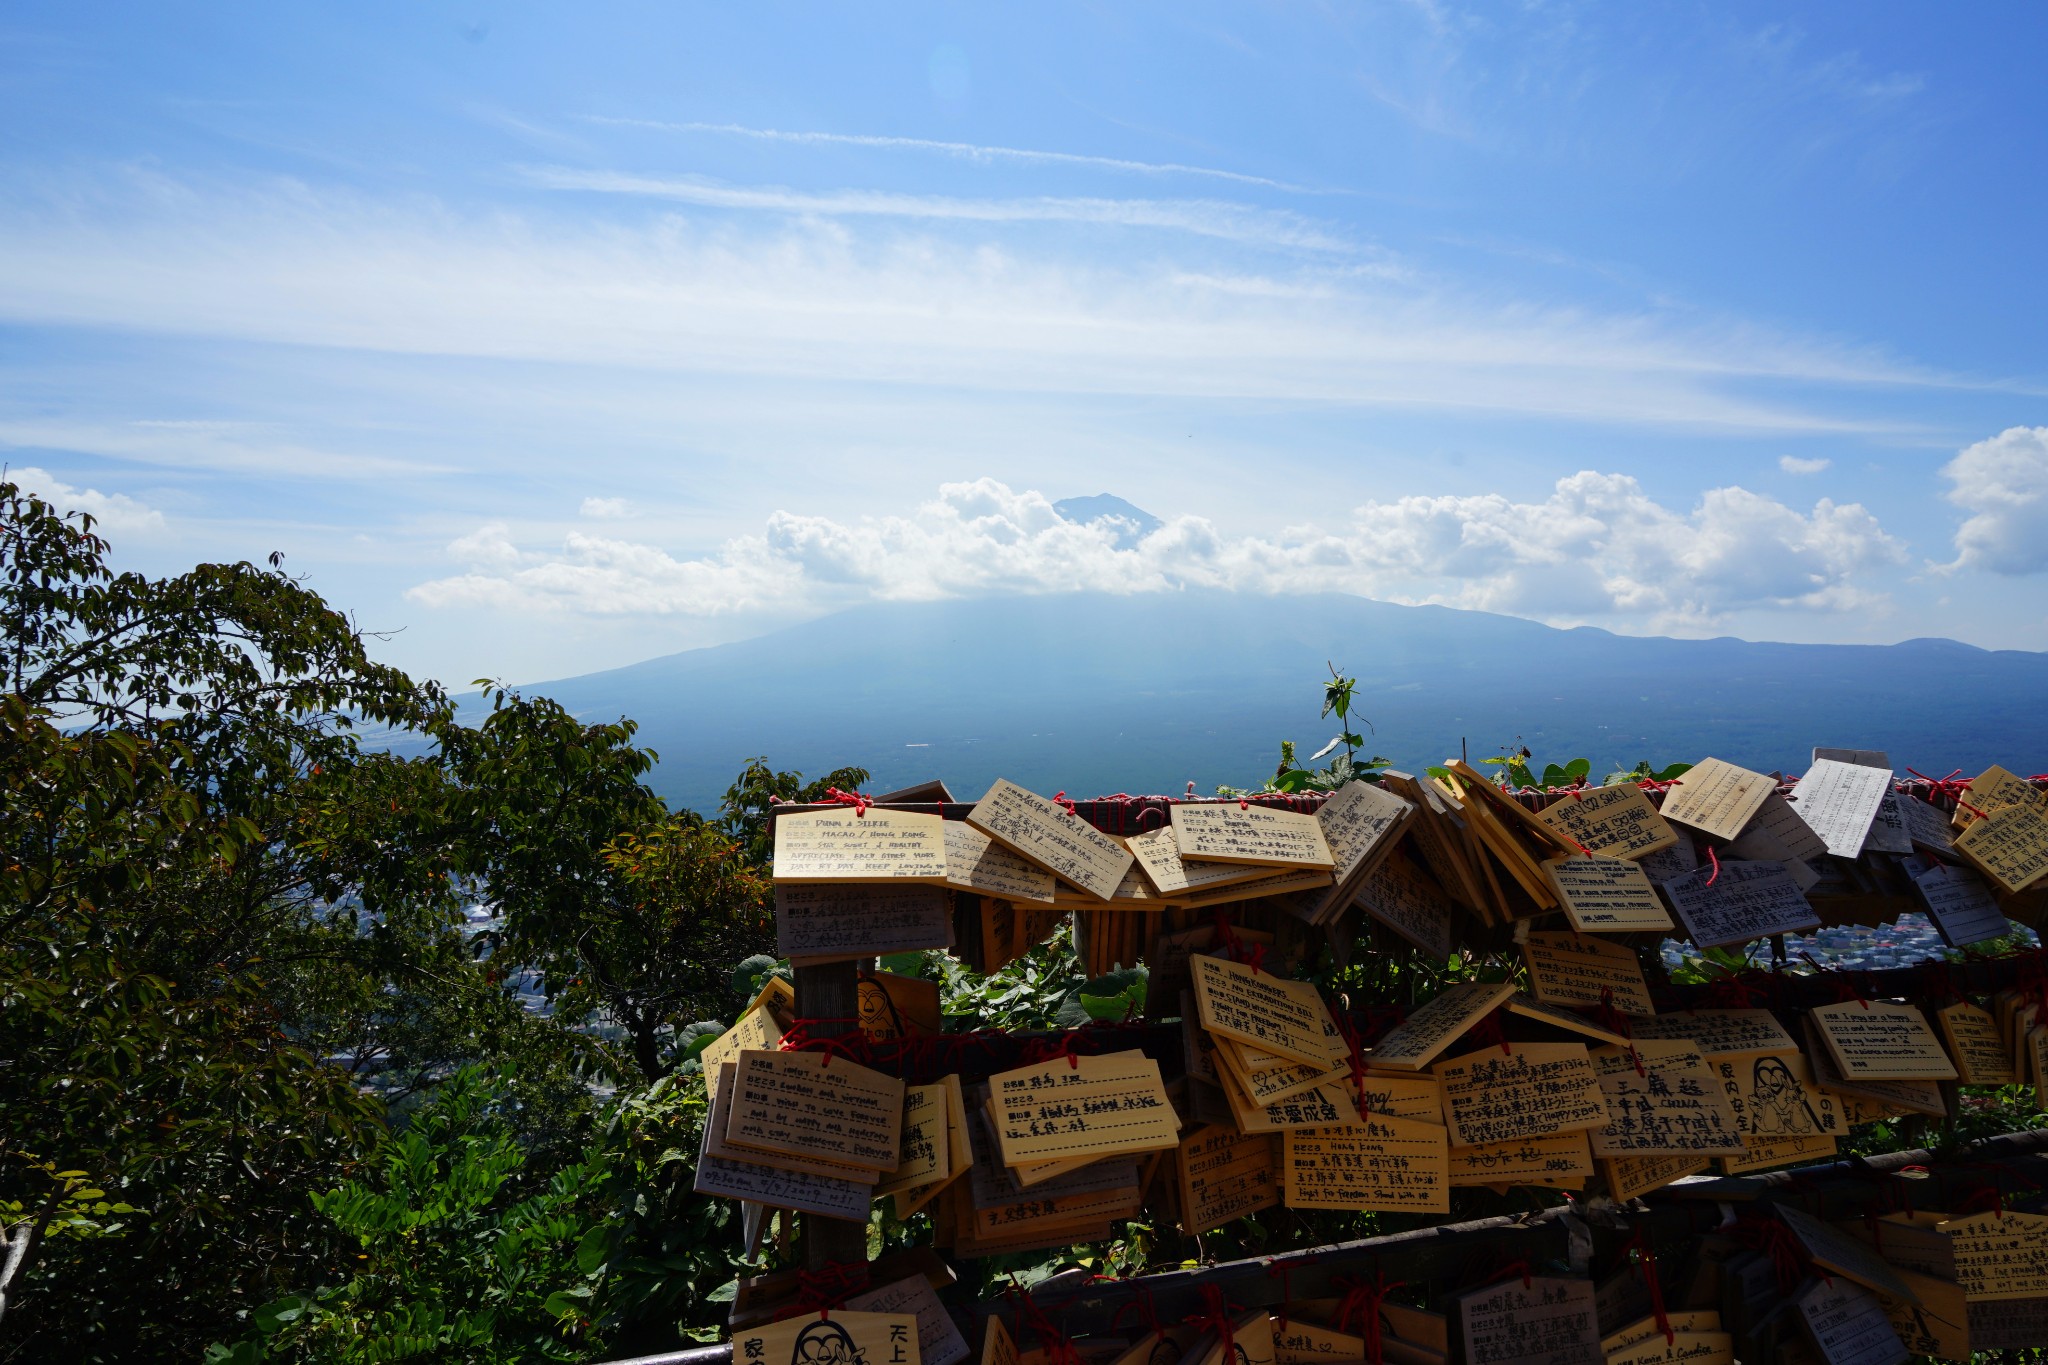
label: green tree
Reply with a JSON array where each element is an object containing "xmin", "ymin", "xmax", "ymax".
[
  {"xmin": 438, "ymin": 691, "xmax": 776, "ymax": 1083},
  {"xmin": 210, "ymin": 1068, "xmax": 610, "ymax": 1365},
  {"xmin": 718, "ymin": 756, "xmax": 873, "ymax": 867},
  {"xmin": 0, "ymin": 480, "xmax": 519, "ymax": 1360}
]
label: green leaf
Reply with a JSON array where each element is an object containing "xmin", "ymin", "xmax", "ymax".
[
  {"xmin": 878, "ymin": 951, "xmax": 926, "ymax": 975},
  {"xmin": 707, "ymin": 1277, "xmax": 740, "ymax": 1303},
  {"xmin": 543, "ymin": 1289, "xmax": 590, "ymax": 1322},
  {"xmin": 731, "ymin": 954, "xmax": 779, "ymax": 999},
  {"xmin": 1076, "ymin": 989, "xmax": 1142, "ymax": 1022},
  {"xmin": 251, "ymin": 1295, "xmax": 310, "ymax": 1335},
  {"xmin": 674, "ymin": 1020, "xmax": 726, "ymax": 1063},
  {"xmin": 574, "ymin": 1224, "xmax": 612, "ymax": 1275}
]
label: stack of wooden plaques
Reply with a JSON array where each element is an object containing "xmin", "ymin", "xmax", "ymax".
[{"xmin": 714, "ymin": 762, "xmax": 2048, "ymax": 1365}]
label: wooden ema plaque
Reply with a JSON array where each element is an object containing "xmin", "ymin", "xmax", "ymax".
[
  {"xmin": 1520, "ymin": 930, "xmax": 1655, "ymax": 1015},
  {"xmin": 732, "ymin": 1311, "xmax": 922, "ymax": 1365},
  {"xmin": 1190, "ymin": 953, "xmax": 1346, "ymax": 1069},
  {"xmin": 1352, "ymin": 853, "xmax": 1455, "ymax": 956},
  {"xmin": 943, "ymin": 820, "xmax": 1056, "ymax": 903},
  {"xmin": 1587, "ymin": 1041, "xmax": 1744, "ymax": 1158},
  {"xmin": 1446, "ymin": 1129, "xmax": 1592, "ymax": 1188},
  {"xmin": 1955, "ymin": 764, "xmax": 2048, "ymax": 827},
  {"xmin": 1863, "ymin": 793, "xmax": 1915, "ymax": 856},
  {"xmin": 1359, "ymin": 855, "xmax": 1458, "ymax": 961},
  {"xmin": 1800, "ymin": 1017, "xmax": 1947, "ymax": 1118},
  {"xmin": 1628, "ymin": 1009, "xmax": 1797, "ymax": 1057},
  {"xmin": 727, "ymin": 1049, "xmax": 906, "ymax": 1173},
  {"xmin": 987, "ymin": 1050, "xmax": 1179, "ymax": 1166},
  {"xmin": 858, "ymin": 973, "xmax": 942, "ymax": 1042},
  {"xmin": 1897, "ymin": 793, "xmax": 1955, "ymax": 854},
  {"xmin": 1541, "ymin": 855, "xmax": 1673, "ymax": 934},
  {"xmin": 1281, "ymin": 1112, "xmax": 1449, "ymax": 1212},
  {"xmin": 1219, "ymin": 1073, "xmax": 1363, "ymax": 1135},
  {"xmin": 773, "ymin": 808, "xmax": 949, "ymax": 884},
  {"xmin": 1175, "ymin": 1124, "xmax": 1280, "ymax": 1233},
  {"xmin": 1366, "ymin": 981, "xmax": 1516, "ymax": 1072},
  {"xmin": 1432, "ymin": 1043, "xmax": 1609, "ymax": 1148},
  {"xmin": 1503, "ymin": 994, "xmax": 1627, "ymax": 1047},
  {"xmin": 1536, "ymin": 784, "xmax": 1679, "ymax": 860},
  {"xmin": 1659, "ymin": 758, "xmax": 1778, "ymax": 842},
  {"xmin": 1873, "ymin": 1268, "xmax": 1968, "ymax": 1362},
  {"xmin": 1352, "ymin": 1070, "xmax": 1442, "ymax": 1122},
  {"xmin": 1211, "ymin": 1036, "xmax": 1339, "ymax": 1109},
  {"xmin": 842, "ymin": 1276, "xmax": 969, "ymax": 1365},
  {"xmin": 1953, "ymin": 801, "xmax": 2048, "ymax": 896},
  {"xmin": 1936, "ymin": 1000, "xmax": 2016, "ymax": 1085},
  {"xmin": 1456, "ymin": 1275, "xmax": 1600, "ymax": 1365},
  {"xmin": 1709, "ymin": 1051, "xmax": 1844, "ymax": 1143},
  {"xmin": 701, "ymin": 1002, "xmax": 784, "ymax": 1097},
  {"xmin": 968, "ymin": 779, "xmax": 1135, "ymax": 901},
  {"xmin": 1604, "ymin": 1333, "xmax": 1733, "ymax": 1365},
  {"xmin": 1171, "ymin": 803, "xmax": 1335, "ymax": 870},
  {"xmin": 877, "ymin": 1082, "xmax": 951, "ymax": 1197},
  {"xmin": 1126, "ymin": 824, "xmax": 1266, "ymax": 897},
  {"xmin": 1789, "ymin": 759, "xmax": 1895, "ymax": 858},
  {"xmin": 1314, "ymin": 778, "xmax": 1416, "ymax": 884},
  {"xmin": 1944, "ymin": 1211, "xmax": 2048, "ymax": 1301},
  {"xmin": 1602, "ymin": 1152, "xmax": 1709, "ymax": 1201},
  {"xmin": 1807, "ymin": 1001, "xmax": 1959, "ymax": 1082},
  {"xmin": 692, "ymin": 1119, "xmax": 872, "ymax": 1223},
  {"xmin": 707, "ymin": 1063, "xmax": 877, "ymax": 1182},
  {"xmin": 776, "ymin": 883, "xmax": 954, "ymax": 964},
  {"xmin": 1777, "ymin": 1204, "xmax": 1918, "ymax": 1303},
  {"xmin": 1795, "ymin": 1278, "xmax": 1908, "ymax": 1365},
  {"xmin": 1911, "ymin": 861, "xmax": 2012, "ymax": 948},
  {"xmin": 1658, "ymin": 859, "xmax": 1819, "ymax": 949}
]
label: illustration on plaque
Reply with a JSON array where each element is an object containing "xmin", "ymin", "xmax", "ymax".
[
  {"xmin": 1749, "ymin": 1057, "xmax": 1825, "ymax": 1135},
  {"xmin": 790, "ymin": 1320, "xmax": 864, "ymax": 1365}
]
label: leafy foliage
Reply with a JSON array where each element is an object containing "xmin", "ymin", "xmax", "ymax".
[
  {"xmin": 718, "ymin": 756, "xmax": 873, "ymax": 867},
  {"xmin": 209, "ymin": 1068, "xmax": 609, "ymax": 1364},
  {"xmin": 1228, "ymin": 663, "xmax": 1390, "ymax": 795}
]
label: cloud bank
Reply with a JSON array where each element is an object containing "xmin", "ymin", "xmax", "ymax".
[
  {"xmin": 3, "ymin": 464, "xmax": 165, "ymax": 535},
  {"xmin": 1942, "ymin": 426, "xmax": 2048, "ymax": 576},
  {"xmin": 409, "ymin": 474, "xmax": 1906, "ymax": 633},
  {"xmin": 0, "ymin": 174, "xmax": 1966, "ymax": 438}
]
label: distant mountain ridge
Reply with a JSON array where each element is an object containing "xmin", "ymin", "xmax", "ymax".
[{"xmin": 497, "ymin": 591, "xmax": 2048, "ymax": 816}]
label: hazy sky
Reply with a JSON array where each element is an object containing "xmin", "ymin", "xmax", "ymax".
[{"xmin": 4, "ymin": 3, "xmax": 2046, "ymax": 684}]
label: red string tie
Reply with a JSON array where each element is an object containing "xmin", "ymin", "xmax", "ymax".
[
  {"xmin": 1112, "ymin": 1285, "xmax": 1169, "ymax": 1344},
  {"xmin": 1185, "ymin": 1286, "xmax": 1242, "ymax": 1364},
  {"xmin": 1486, "ymin": 1259, "xmax": 1534, "ymax": 1290},
  {"xmin": 822, "ymin": 786, "xmax": 872, "ymax": 817},
  {"xmin": 1619, "ymin": 1233, "xmax": 1673, "ymax": 1346},
  {"xmin": 1334, "ymin": 1273, "xmax": 1406, "ymax": 1365},
  {"xmin": 783, "ymin": 1261, "xmax": 872, "ymax": 1320},
  {"xmin": 779, "ymin": 1020, "xmax": 873, "ymax": 1069}
]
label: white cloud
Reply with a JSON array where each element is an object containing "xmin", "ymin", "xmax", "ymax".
[
  {"xmin": 407, "ymin": 474, "xmax": 1907, "ymax": 631},
  {"xmin": 585, "ymin": 118, "xmax": 1320, "ymax": 193},
  {"xmin": 1941, "ymin": 425, "xmax": 2048, "ymax": 575},
  {"xmin": 0, "ymin": 417, "xmax": 437, "ymax": 480},
  {"xmin": 580, "ymin": 496, "xmax": 631, "ymax": 519},
  {"xmin": 1779, "ymin": 455, "xmax": 1831, "ymax": 474},
  {"xmin": 3, "ymin": 464, "xmax": 166, "ymax": 535},
  {"xmin": 0, "ymin": 173, "xmax": 1976, "ymax": 438},
  {"xmin": 519, "ymin": 166, "xmax": 1360, "ymax": 254}
]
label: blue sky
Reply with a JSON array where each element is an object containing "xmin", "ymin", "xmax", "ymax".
[{"xmin": 4, "ymin": 2, "xmax": 2046, "ymax": 684}]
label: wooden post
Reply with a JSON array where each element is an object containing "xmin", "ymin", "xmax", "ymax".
[{"xmin": 794, "ymin": 956, "xmax": 869, "ymax": 1272}]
